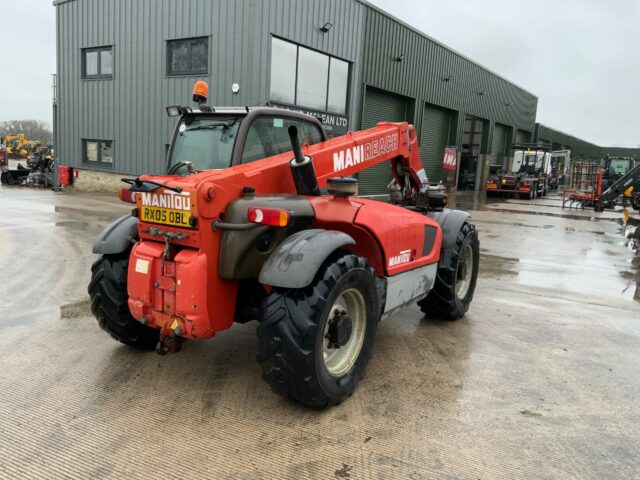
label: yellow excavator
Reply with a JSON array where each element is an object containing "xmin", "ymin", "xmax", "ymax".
[
  {"xmin": 5, "ymin": 135, "xmax": 41, "ymax": 158},
  {"xmin": 1, "ymin": 134, "xmax": 44, "ymax": 185},
  {"xmin": 4, "ymin": 134, "xmax": 27, "ymax": 155}
]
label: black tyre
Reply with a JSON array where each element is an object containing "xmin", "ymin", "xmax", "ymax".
[
  {"xmin": 88, "ymin": 253, "xmax": 159, "ymax": 350},
  {"xmin": 257, "ymin": 252, "xmax": 380, "ymax": 408},
  {"xmin": 418, "ymin": 222, "xmax": 479, "ymax": 320}
]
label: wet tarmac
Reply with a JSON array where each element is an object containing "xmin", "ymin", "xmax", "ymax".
[{"xmin": 1, "ymin": 186, "xmax": 639, "ymax": 479}]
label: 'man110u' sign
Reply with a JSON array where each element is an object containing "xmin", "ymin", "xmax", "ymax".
[{"xmin": 442, "ymin": 146, "xmax": 458, "ymax": 187}]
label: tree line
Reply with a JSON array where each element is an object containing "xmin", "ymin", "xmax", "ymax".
[{"xmin": 0, "ymin": 120, "xmax": 53, "ymax": 144}]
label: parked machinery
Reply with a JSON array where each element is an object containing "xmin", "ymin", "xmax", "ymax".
[
  {"xmin": 1, "ymin": 143, "xmax": 55, "ymax": 187},
  {"xmin": 0, "ymin": 134, "xmax": 44, "ymax": 185},
  {"xmin": 601, "ymin": 156, "xmax": 636, "ymax": 191},
  {"xmin": 595, "ymin": 163, "xmax": 640, "ymax": 212},
  {"xmin": 549, "ymin": 150, "xmax": 571, "ymax": 190},
  {"xmin": 562, "ymin": 162, "xmax": 602, "ymax": 209},
  {"xmin": 486, "ymin": 143, "xmax": 551, "ymax": 199}
]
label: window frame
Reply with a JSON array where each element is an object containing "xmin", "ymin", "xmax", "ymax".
[
  {"xmin": 269, "ymin": 37, "xmax": 351, "ymax": 115},
  {"xmin": 166, "ymin": 36, "xmax": 209, "ymax": 76},
  {"xmin": 82, "ymin": 139, "xmax": 114, "ymax": 168},
  {"xmin": 81, "ymin": 46, "xmax": 114, "ymax": 80}
]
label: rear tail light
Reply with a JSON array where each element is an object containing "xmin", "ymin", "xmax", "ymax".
[
  {"xmin": 118, "ymin": 186, "xmax": 137, "ymax": 204},
  {"xmin": 487, "ymin": 179, "xmax": 495, "ymax": 184},
  {"xmin": 522, "ymin": 181, "xmax": 531, "ymax": 187},
  {"xmin": 247, "ymin": 207, "xmax": 290, "ymax": 227}
]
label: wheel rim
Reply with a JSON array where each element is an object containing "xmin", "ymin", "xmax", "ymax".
[
  {"xmin": 322, "ymin": 288, "xmax": 366, "ymax": 377},
  {"xmin": 455, "ymin": 243, "xmax": 474, "ymax": 299}
]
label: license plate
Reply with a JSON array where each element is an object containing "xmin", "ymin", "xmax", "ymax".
[{"xmin": 140, "ymin": 206, "xmax": 192, "ymax": 227}]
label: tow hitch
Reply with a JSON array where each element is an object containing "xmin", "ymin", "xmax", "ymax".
[
  {"xmin": 143, "ymin": 226, "xmax": 189, "ymax": 259},
  {"xmin": 156, "ymin": 334, "xmax": 184, "ymax": 355}
]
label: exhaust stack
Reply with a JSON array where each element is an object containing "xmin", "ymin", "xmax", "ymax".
[{"xmin": 288, "ymin": 126, "xmax": 320, "ymax": 196}]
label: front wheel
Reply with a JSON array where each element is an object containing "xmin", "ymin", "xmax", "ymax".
[
  {"xmin": 418, "ymin": 223, "xmax": 479, "ymax": 320},
  {"xmin": 257, "ymin": 252, "xmax": 380, "ymax": 408}
]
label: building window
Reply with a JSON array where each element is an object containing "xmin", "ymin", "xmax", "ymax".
[
  {"xmin": 82, "ymin": 46, "xmax": 113, "ymax": 79},
  {"xmin": 269, "ymin": 37, "xmax": 350, "ymax": 114},
  {"xmin": 83, "ymin": 140, "xmax": 113, "ymax": 167},
  {"xmin": 167, "ymin": 37, "xmax": 208, "ymax": 76}
]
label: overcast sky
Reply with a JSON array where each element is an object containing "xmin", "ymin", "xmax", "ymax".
[
  {"xmin": 0, "ymin": 2, "xmax": 56, "ymax": 127},
  {"xmin": 0, "ymin": 0, "xmax": 637, "ymax": 147}
]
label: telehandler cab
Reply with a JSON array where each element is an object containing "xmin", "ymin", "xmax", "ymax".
[{"xmin": 89, "ymin": 81, "xmax": 479, "ymax": 407}]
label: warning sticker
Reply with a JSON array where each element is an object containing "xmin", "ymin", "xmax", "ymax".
[{"xmin": 135, "ymin": 259, "xmax": 149, "ymax": 274}]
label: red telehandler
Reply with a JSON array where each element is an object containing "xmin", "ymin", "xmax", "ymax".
[{"xmin": 89, "ymin": 82, "xmax": 479, "ymax": 408}]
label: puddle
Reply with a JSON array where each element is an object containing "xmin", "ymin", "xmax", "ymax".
[
  {"xmin": 484, "ymin": 207, "xmax": 620, "ymax": 223},
  {"xmin": 60, "ymin": 298, "xmax": 91, "ymax": 318},
  {"xmin": 55, "ymin": 221, "xmax": 90, "ymax": 229},
  {"xmin": 624, "ymin": 218, "xmax": 639, "ymax": 255},
  {"xmin": 564, "ymin": 226, "xmax": 605, "ymax": 235},
  {"xmin": 480, "ymin": 254, "xmax": 519, "ymax": 278},
  {"xmin": 476, "ymin": 219, "xmax": 552, "ymax": 230}
]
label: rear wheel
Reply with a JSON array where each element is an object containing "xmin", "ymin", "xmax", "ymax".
[
  {"xmin": 418, "ymin": 223, "xmax": 479, "ymax": 320},
  {"xmin": 88, "ymin": 253, "xmax": 159, "ymax": 350},
  {"xmin": 257, "ymin": 252, "xmax": 380, "ymax": 408},
  {"xmin": 525, "ymin": 188, "xmax": 534, "ymax": 200}
]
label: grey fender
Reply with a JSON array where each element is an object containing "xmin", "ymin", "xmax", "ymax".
[
  {"xmin": 92, "ymin": 214, "xmax": 139, "ymax": 254},
  {"xmin": 259, "ymin": 229, "xmax": 356, "ymax": 289},
  {"xmin": 427, "ymin": 209, "xmax": 471, "ymax": 265},
  {"xmin": 428, "ymin": 209, "xmax": 470, "ymax": 249}
]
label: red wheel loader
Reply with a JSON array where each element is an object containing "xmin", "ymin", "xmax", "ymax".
[{"xmin": 89, "ymin": 82, "xmax": 479, "ymax": 408}]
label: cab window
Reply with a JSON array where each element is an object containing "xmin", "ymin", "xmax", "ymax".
[
  {"xmin": 169, "ymin": 116, "xmax": 240, "ymax": 173},
  {"xmin": 241, "ymin": 116, "xmax": 323, "ymax": 164}
]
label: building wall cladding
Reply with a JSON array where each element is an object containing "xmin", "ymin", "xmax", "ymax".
[
  {"xmin": 55, "ymin": 0, "xmax": 365, "ymax": 176},
  {"xmin": 360, "ymin": 5, "xmax": 538, "ymax": 184},
  {"xmin": 602, "ymin": 147, "xmax": 640, "ymax": 158},
  {"xmin": 360, "ymin": 5, "xmax": 538, "ymax": 136},
  {"xmin": 534, "ymin": 123, "xmax": 603, "ymax": 160}
]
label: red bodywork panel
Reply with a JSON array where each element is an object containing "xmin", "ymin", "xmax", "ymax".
[
  {"xmin": 309, "ymin": 197, "xmax": 441, "ymax": 277},
  {"xmin": 126, "ymin": 122, "xmax": 440, "ymax": 339}
]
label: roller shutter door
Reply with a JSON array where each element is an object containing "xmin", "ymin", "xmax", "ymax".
[
  {"xmin": 419, "ymin": 104, "xmax": 452, "ymax": 183},
  {"xmin": 358, "ymin": 87, "xmax": 409, "ymax": 195},
  {"xmin": 516, "ymin": 129, "xmax": 531, "ymax": 143},
  {"xmin": 491, "ymin": 123, "xmax": 508, "ymax": 166}
]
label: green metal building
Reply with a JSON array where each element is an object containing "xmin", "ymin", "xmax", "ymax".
[
  {"xmin": 534, "ymin": 124, "xmax": 639, "ymax": 162},
  {"xmin": 534, "ymin": 124, "xmax": 603, "ymax": 160},
  {"xmin": 355, "ymin": 4, "xmax": 537, "ymax": 193}
]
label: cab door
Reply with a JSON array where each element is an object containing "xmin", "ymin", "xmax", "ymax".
[{"xmin": 232, "ymin": 113, "xmax": 326, "ymax": 166}]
